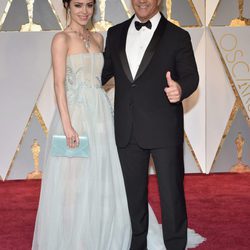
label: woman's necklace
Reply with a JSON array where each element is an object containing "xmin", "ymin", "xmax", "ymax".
[{"xmin": 68, "ymin": 26, "xmax": 90, "ymax": 49}]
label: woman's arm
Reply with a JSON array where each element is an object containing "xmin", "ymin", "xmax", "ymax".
[
  {"xmin": 101, "ymin": 29, "xmax": 114, "ymax": 85},
  {"xmin": 93, "ymin": 31, "xmax": 104, "ymax": 51},
  {"xmin": 51, "ymin": 32, "xmax": 79, "ymax": 148}
]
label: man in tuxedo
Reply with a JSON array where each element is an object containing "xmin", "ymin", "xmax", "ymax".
[{"xmin": 102, "ymin": 0, "xmax": 199, "ymax": 249}]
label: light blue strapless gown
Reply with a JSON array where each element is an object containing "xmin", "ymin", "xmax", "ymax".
[{"xmin": 32, "ymin": 53, "xmax": 205, "ymax": 250}]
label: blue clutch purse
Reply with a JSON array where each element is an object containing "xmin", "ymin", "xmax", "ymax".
[{"xmin": 51, "ymin": 135, "xmax": 89, "ymax": 158}]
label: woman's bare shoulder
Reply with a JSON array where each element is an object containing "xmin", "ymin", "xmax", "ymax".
[
  {"xmin": 92, "ymin": 31, "xmax": 104, "ymax": 50},
  {"xmin": 51, "ymin": 31, "xmax": 70, "ymax": 54},
  {"xmin": 92, "ymin": 31, "xmax": 103, "ymax": 40},
  {"xmin": 52, "ymin": 31, "xmax": 70, "ymax": 44}
]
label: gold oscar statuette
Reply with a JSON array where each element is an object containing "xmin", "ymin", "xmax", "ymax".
[
  {"xmin": 93, "ymin": 0, "xmax": 112, "ymax": 31},
  {"xmin": 166, "ymin": 0, "xmax": 180, "ymax": 27},
  {"xmin": 230, "ymin": 0, "xmax": 250, "ymax": 27},
  {"xmin": 27, "ymin": 139, "xmax": 42, "ymax": 179},
  {"xmin": 230, "ymin": 132, "xmax": 250, "ymax": 173},
  {"xmin": 21, "ymin": 0, "xmax": 42, "ymax": 31}
]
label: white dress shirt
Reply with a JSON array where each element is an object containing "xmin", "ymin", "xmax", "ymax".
[{"xmin": 126, "ymin": 12, "xmax": 161, "ymax": 79}]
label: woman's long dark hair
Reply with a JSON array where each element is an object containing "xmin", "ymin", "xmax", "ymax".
[{"xmin": 62, "ymin": 0, "xmax": 70, "ymax": 10}]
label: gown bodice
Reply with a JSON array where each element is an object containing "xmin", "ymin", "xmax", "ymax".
[{"xmin": 65, "ymin": 53, "xmax": 104, "ymax": 104}]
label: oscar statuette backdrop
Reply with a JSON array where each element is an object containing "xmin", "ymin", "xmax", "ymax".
[{"xmin": 0, "ymin": 0, "xmax": 249, "ymax": 180}]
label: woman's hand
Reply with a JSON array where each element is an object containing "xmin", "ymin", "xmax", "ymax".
[{"xmin": 64, "ymin": 125, "xmax": 79, "ymax": 148}]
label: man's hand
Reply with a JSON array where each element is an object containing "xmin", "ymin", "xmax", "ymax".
[{"xmin": 164, "ymin": 71, "xmax": 182, "ymax": 103}]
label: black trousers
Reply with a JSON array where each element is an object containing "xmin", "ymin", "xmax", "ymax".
[{"xmin": 118, "ymin": 139, "xmax": 187, "ymax": 250}]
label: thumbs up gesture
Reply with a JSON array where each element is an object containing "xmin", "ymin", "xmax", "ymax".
[{"xmin": 164, "ymin": 71, "xmax": 182, "ymax": 103}]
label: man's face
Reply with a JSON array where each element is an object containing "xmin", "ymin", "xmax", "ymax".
[{"xmin": 131, "ymin": 0, "xmax": 161, "ymax": 22}]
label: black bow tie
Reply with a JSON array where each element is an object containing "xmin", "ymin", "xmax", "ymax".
[{"xmin": 134, "ymin": 20, "xmax": 152, "ymax": 30}]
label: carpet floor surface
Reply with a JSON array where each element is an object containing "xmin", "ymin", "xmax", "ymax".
[{"xmin": 1, "ymin": 173, "xmax": 250, "ymax": 250}]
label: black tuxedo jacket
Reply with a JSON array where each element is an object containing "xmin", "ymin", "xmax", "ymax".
[{"xmin": 102, "ymin": 14, "xmax": 199, "ymax": 148}]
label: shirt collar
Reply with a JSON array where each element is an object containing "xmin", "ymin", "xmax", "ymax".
[{"xmin": 133, "ymin": 12, "xmax": 161, "ymax": 31}]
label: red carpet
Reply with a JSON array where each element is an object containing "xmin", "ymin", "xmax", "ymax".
[{"xmin": 0, "ymin": 173, "xmax": 250, "ymax": 250}]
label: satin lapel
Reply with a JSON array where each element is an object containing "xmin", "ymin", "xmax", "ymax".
[
  {"xmin": 134, "ymin": 16, "xmax": 166, "ymax": 81},
  {"xmin": 119, "ymin": 18, "xmax": 133, "ymax": 83}
]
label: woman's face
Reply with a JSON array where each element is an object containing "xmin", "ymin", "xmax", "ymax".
[{"xmin": 69, "ymin": 0, "xmax": 94, "ymax": 26}]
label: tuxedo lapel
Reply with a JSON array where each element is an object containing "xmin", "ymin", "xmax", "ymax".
[
  {"xmin": 119, "ymin": 18, "xmax": 133, "ymax": 83},
  {"xmin": 134, "ymin": 15, "xmax": 166, "ymax": 81}
]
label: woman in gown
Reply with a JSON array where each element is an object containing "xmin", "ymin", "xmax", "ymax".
[
  {"xmin": 32, "ymin": 0, "xmax": 131, "ymax": 249},
  {"xmin": 32, "ymin": 0, "xmax": 205, "ymax": 249}
]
